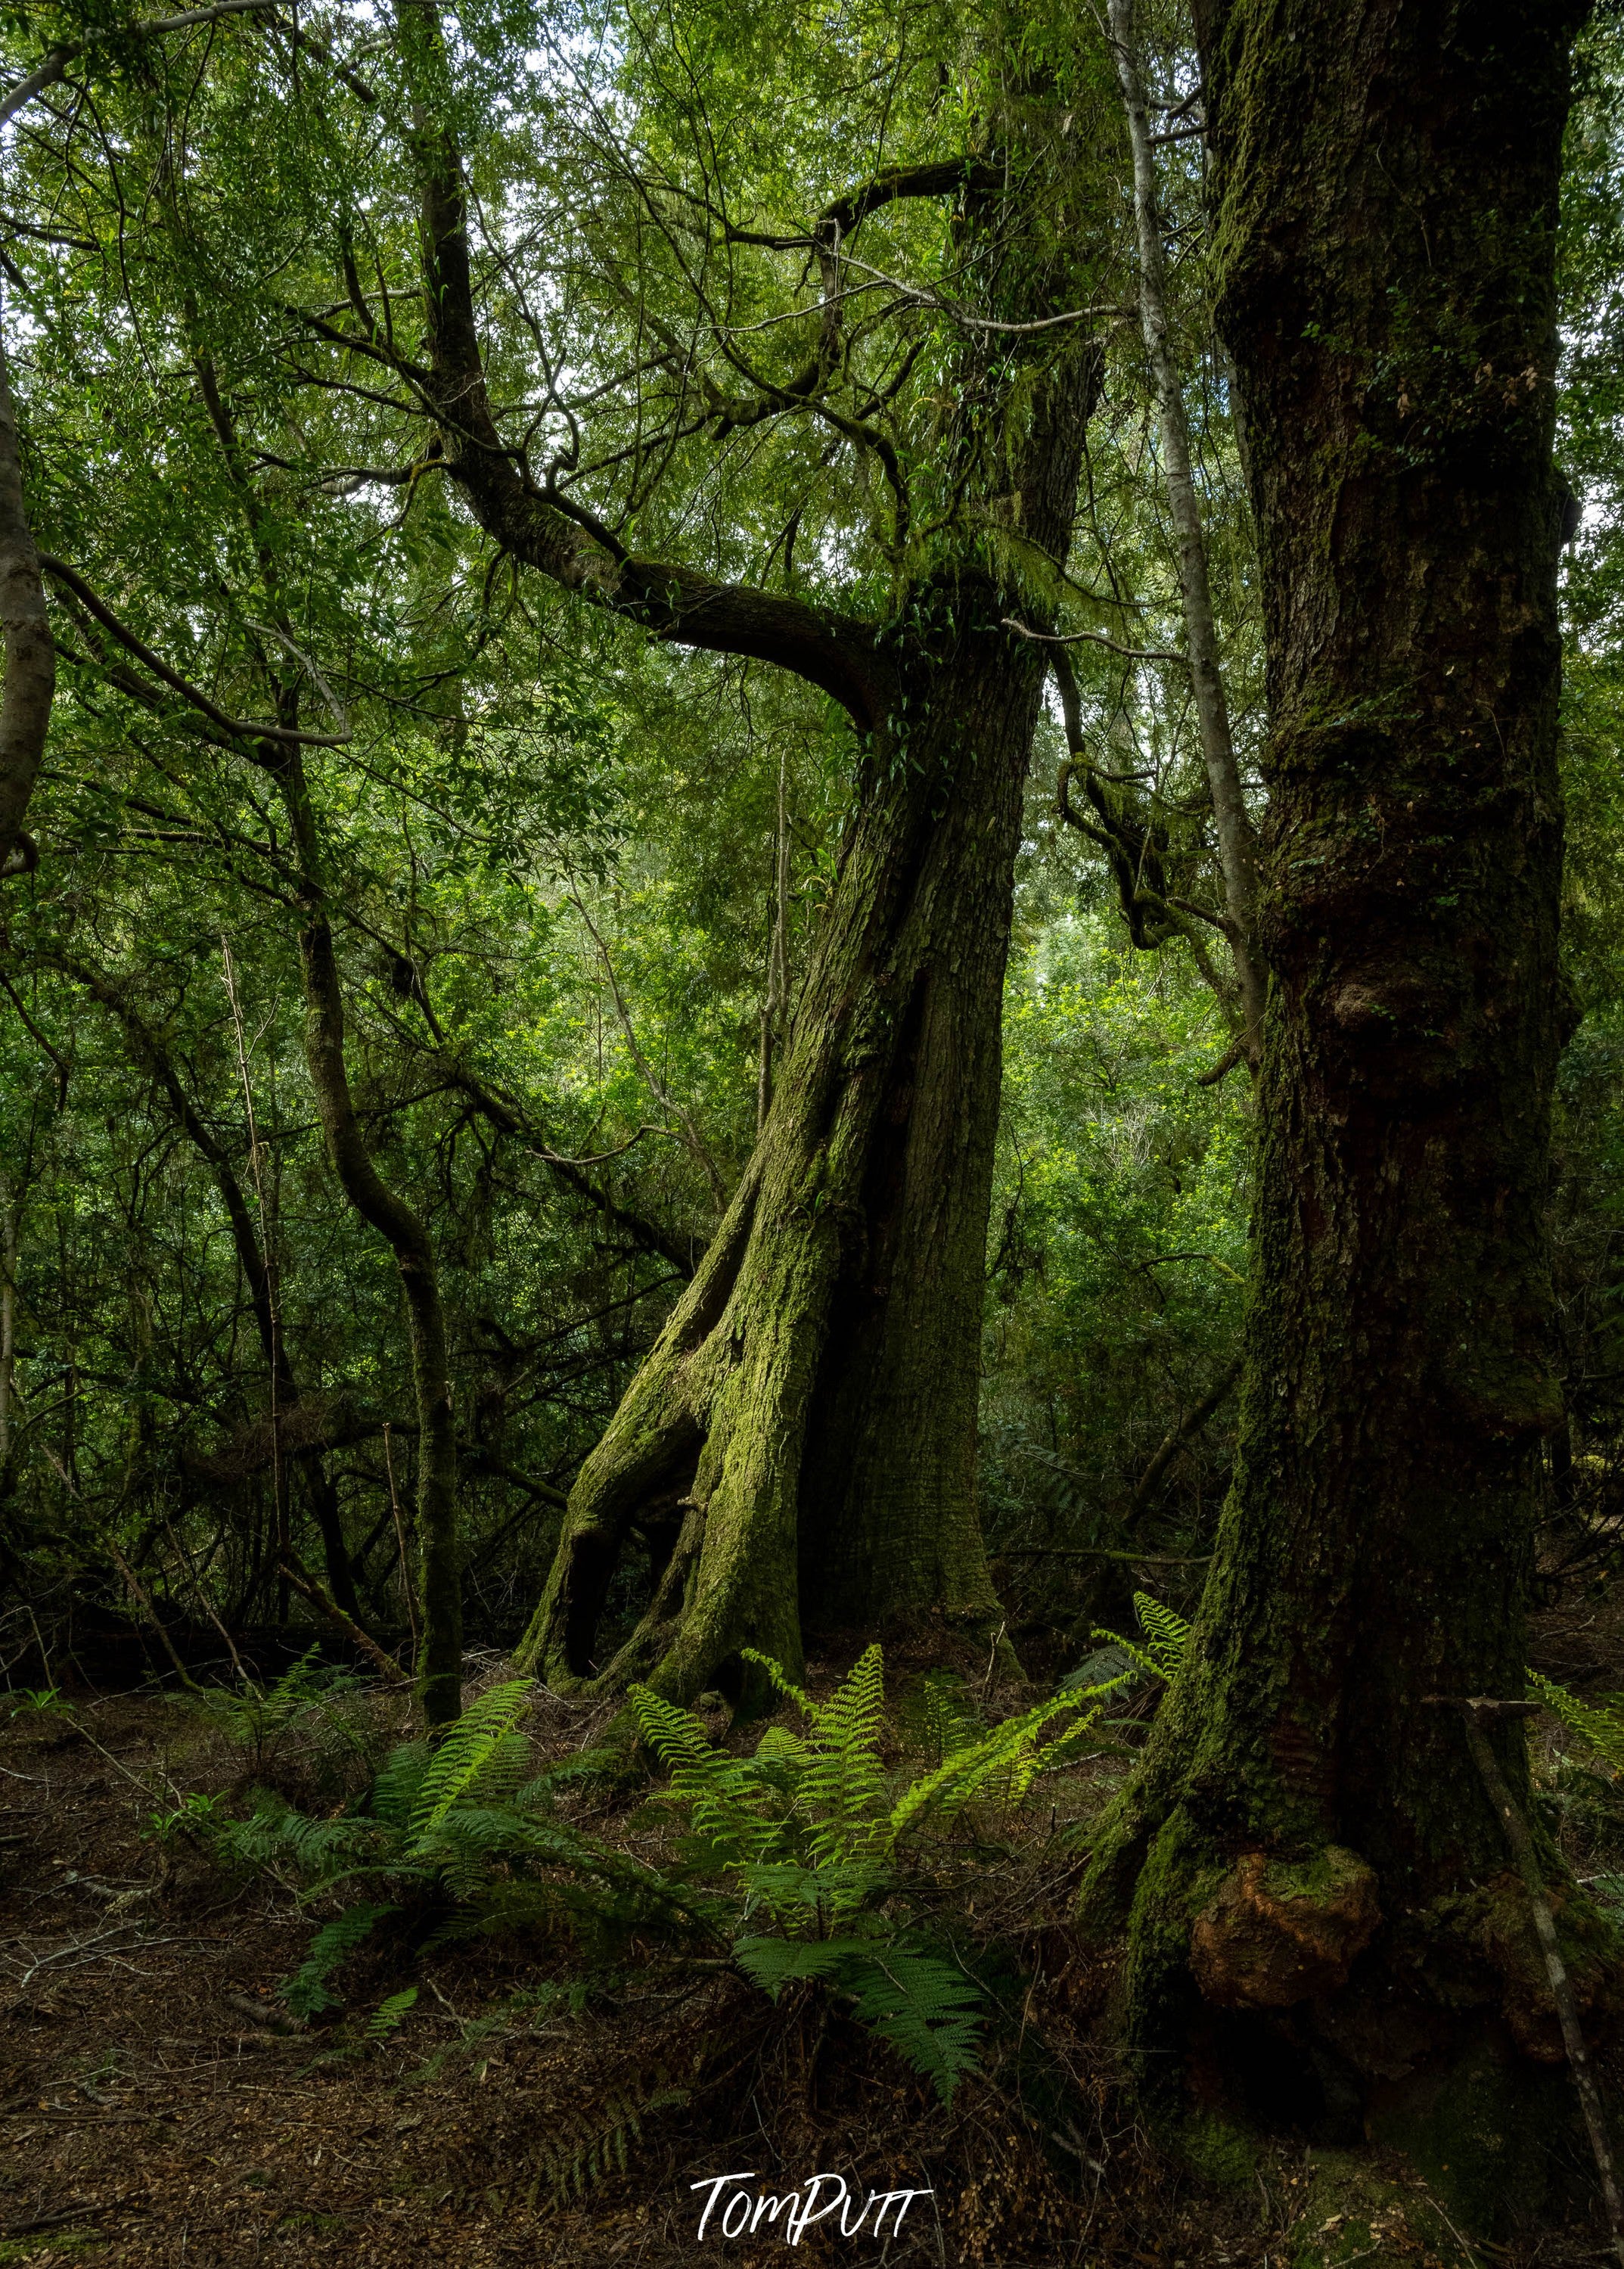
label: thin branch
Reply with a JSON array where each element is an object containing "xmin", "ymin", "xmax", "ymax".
[
  {"xmin": 1126, "ymin": 1357, "xmax": 1241, "ymax": 1520},
  {"xmin": 568, "ymin": 886, "xmax": 728, "ymax": 1217},
  {"xmin": 1004, "ymin": 616, "xmax": 1184, "ymax": 662},
  {"xmin": 1110, "ymin": 0, "xmax": 1264, "ymax": 1052},
  {"xmin": 39, "ymin": 556, "xmax": 349, "ymax": 747},
  {"xmin": 0, "ymin": 974, "xmax": 69, "ymax": 1105},
  {"xmin": 0, "ymin": 0, "xmax": 280, "ymax": 126},
  {"xmin": 0, "ymin": 310, "xmax": 54, "ymax": 877}
]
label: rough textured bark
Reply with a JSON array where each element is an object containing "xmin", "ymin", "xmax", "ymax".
[
  {"xmin": 1079, "ymin": 0, "xmax": 1598, "ymax": 2193},
  {"xmin": 386, "ymin": 20, "xmax": 1110, "ymax": 1701},
  {"xmin": 0, "ymin": 322, "xmax": 52, "ymax": 880},
  {"xmin": 275, "ymin": 751, "xmax": 462, "ymax": 1724},
  {"xmin": 515, "ymin": 579, "xmax": 1082, "ymax": 1697},
  {"xmin": 503, "ymin": 275, "xmax": 1104, "ymax": 1703}
]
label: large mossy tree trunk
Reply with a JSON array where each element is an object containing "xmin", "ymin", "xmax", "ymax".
[
  {"xmin": 392, "ymin": 2, "xmax": 1113, "ymax": 1704},
  {"xmin": 1079, "ymin": 0, "xmax": 1602, "ymax": 2187},
  {"xmin": 471, "ymin": 85, "xmax": 1107, "ymax": 1704},
  {"xmin": 515, "ymin": 583, "xmax": 1073, "ymax": 1697}
]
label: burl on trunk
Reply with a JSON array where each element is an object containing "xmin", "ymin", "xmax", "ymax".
[{"xmin": 1081, "ymin": 0, "xmax": 1608, "ymax": 2218}]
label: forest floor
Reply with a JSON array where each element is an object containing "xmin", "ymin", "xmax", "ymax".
[{"xmin": 3, "ymin": 1594, "xmax": 1624, "ymax": 2269}]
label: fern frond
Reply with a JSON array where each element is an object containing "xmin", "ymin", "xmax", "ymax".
[
  {"xmin": 631, "ymin": 1686, "xmax": 789, "ymax": 1868},
  {"xmin": 510, "ymin": 1748, "xmax": 631, "ymax": 1813},
  {"xmin": 367, "ymin": 1986, "xmax": 418, "ymax": 2039},
  {"xmin": 847, "ymin": 1943, "xmax": 985, "ymax": 2103},
  {"xmin": 753, "ymin": 1724, "xmax": 807, "ymax": 1767},
  {"xmin": 422, "ymin": 1879, "xmax": 573, "ymax": 1948},
  {"xmin": 281, "ymin": 1901, "xmax": 394, "ymax": 2017},
  {"xmin": 898, "ymin": 1671, "xmax": 983, "ymax": 1767},
  {"xmin": 1529, "ymin": 1670, "xmax": 1624, "ymax": 1776},
  {"xmin": 1087, "ymin": 1628, "xmax": 1166, "ymax": 1683},
  {"xmin": 371, "ymin": 1741, "xmax": 430, "ymax": 1827},
  {"xmin": 738, "ymin": 1646, "xmax": 812, "ymax": 1716},
  {"xmin": 626, "ymin": 1686, "xmax": 717, "ymax": 1772},
  {"xmin": 889, "ymin": 1689, "xmax": 1086, "ymax": 1840},
  {"xmin": 1135, "ymin": 1593, "xmax": 1192, "ymax": 1676},
  {"xmin": 802, "ymin": 1646, "xmax": 888, "ymax": 1868},
  {"xmin": 409, "ymin": 1680, "xmax": 536, "ymax": 1835},
  {"xmin": 731, "ymin": 1932, "xmax": 849, "ymax": 1997},
  {"xmin": 520, "ymin": 2069, "xmax": 691, "ymax": 2205},
  {"xmin": 733, "ymin": 1933, "xmax": 985, "ymax": 2103},
  {"xmin": 732, "ymin": 1856, "xmax": 886, "ymax": 1931}
]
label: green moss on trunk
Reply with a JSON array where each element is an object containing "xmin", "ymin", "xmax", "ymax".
[
  {"xmin": 514, "ymin": 592, "xmax": 1067, "ymax": 1700},
  {"xmin": 1082, "ymin": 0, "xmax": 1598, "ymax": 2206}
]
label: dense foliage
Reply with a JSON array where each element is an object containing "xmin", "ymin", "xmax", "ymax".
[{"xmin": 0, "ymin": 0, "xmax": 1616, "ymax": 1713}]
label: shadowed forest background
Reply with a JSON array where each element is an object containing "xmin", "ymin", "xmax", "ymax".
[{"xmin": 5, "ymin": 0, "xmax": 1624, "ymax": 2261}]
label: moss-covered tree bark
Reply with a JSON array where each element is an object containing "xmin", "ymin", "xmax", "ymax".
[
  {"xmin": 389, "ymin": 14, "xmax": 1112, "ymax": 1702},
  {"xmin": 514, "ymin": 340, "xmax": 1101, "ymax": 1697},
  {"xmin": 1079, "ymin": 0, "xmax": 1604, "ymax": 2188},
  {"xmin": 514, "ymin": 562, "xmax": 1083, "ymax": 1696}
]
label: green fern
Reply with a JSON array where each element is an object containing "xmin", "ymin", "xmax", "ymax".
[
  {"xmin": 190, "ymin": 1646, "xmax": 371, "ymax": 1776},
  {"xmin": 630, "ymin": 1644, "xmax": 1118, "ymax": 2096},
  {"xmin": 1137, "ymin": 1594, "xmax": 1192, "ymax": 1674},
  {"xmin": 282, "ymin": 1901, "xmax": 396, "ymax": 2017},
  {"xmin": 184, "ymin": 1637, "xmax": 1108, "ymax": 2106},
  {"xmin": 734, "ymin": 1935, "xmax": 983, "ymax": 2103},
  {"xmin": 632, "ymin": 1644, "xmax": 1113, "ymax": 1929},
  {"xmin": 520, "ymin": 2069, "xmax": 693, "ymax": 2204},
  {"xmin": 888, "ymin": 1687, "xmax": 1094, "ymax": 1839},
  {"xmin": 410, "ymin": 1679, "xmax": 536, "ymax": 1832},
  {"xmin": 366, "ymin": 1986, "xmax": 418, "ymax": 2040},
  {"xmin": 898, "ymin": 1671, "xmax": 984, "ymax": 1767},
  {"xmin": 1089, "ymin": 1591, "xmax": 1192, "ymax": 1684},
  {"xmin": 195, "ymin": 1703, "xmax": 688, "ymax": 2020},
  {"xmin": 791, "ymin": 1644, "xmax": 890, "ymax": 1869},
  {"xmin": 1529, "ymin": 1670, "xmax": 1624, "ymax": 1777}
]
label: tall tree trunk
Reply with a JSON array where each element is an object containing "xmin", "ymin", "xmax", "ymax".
[
  {"xmin": 1080, "ymin": 0, "xmax": 1596, "ymax": 2203},
  {"xmin": 274, "ymin": 749, "xmax": 463, "ymax": 1724},
  {"xmin": 516, "ymin": 605, "xmax": 1057, "ymax": 1696},
  {"xmin": 515, "ymin": 362, "xmax": 1101, "ymax": 1703},
  {"xmin": 1109, "ymin": 0, "xmax": 1265, "ymax": 1055},
  {"xmin": 393, "ymin": 10, "xmax": 1110, "ymax": 1701},
  {"xmin": 0, "ymin": 312, "xmax": 52, "ymax": 880}
]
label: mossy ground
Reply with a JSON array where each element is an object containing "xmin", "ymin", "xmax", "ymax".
[{"xmin": 1280, "ymin": 2149, "xmax": 1473, "ymax": 2269}]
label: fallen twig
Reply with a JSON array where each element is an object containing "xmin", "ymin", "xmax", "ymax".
[{"xmin": 278, "ymin": 1556, "xmax": 411, "ymax": 1688}]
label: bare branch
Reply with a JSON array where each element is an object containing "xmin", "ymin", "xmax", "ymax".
[{"xmin": 1003, "ymin": 615, "xmax": 1184, "ymax": 662}]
